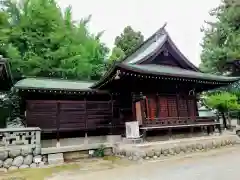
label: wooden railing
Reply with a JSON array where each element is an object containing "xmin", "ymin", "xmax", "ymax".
[{"xmin": 143, "ymin": 116, "xmax": 217, "ymax": 127}]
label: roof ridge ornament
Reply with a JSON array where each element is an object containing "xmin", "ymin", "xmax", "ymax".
[
  {"xmin": 114, "ymin": 70, "xmax": 121, "ymax": 80},
  {"xmin": 155, "ymin": 22, "xmax": 167, "ymax": 44}
]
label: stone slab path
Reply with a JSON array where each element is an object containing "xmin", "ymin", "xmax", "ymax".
[{"xmin": 48, "ymin": 146, "xmax": 240, "ymax": 180}]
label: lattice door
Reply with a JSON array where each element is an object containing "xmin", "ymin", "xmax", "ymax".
[
  {"xmin": 178, "ymin": 97, "xmax": 188, "ymax": 117},
  {"xmin": 167, "ymin": 96, "xmax": 178, "ymax": 117},
  {"xmin": 146, "ymin": 96, "xmax": 157, "ymax": 120},
  {"xmin": 158, "ymin": 96, "xmax": 168, "ymax": 118}
]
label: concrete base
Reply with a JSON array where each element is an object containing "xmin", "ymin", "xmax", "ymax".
[
  {"xmin": 42, "ymin": 136, "xmax": 107, "ymax": 148},
  {"xmin": 115, "ymin": 134, "xmax": 239, "ymax": 156},
  {"xmin": 48, "ymin": 153, "xmax": 64, "ymax": 165},
  {"xmin": 107, "ymin": 135, "xmax": 122, "ymax": 144},
  {"xmin": 42, "ymin": 143, "xmax": 112, "ymax": 154},
  {"xmin": 122, "ymin": 137, "xmax": 143, "ymax": 144},
  {"xmin": 42, "ymin": 135, "xmax": 122, "ymax": 149},
  {"xmin": 64, "ymin": 151, "xmax": 89, "ymax": 160}
]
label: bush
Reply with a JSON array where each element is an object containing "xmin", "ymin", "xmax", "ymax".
[
  {"xmin": 0, "ymin": 91, "xmax": 21, "ymax": 128},
  {"xmin": 93, "ymin": 145, "xmax": 106, "ymax": 157}
]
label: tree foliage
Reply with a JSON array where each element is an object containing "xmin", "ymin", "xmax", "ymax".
[
  {"xmin": 205, "ymin": 91, "xmax": 240, "ymax": 112},
  {"xmin": 0, "ymin": 91, "xmax": 21, "ymax": 127},
  {"xmin": 204, "ymin": 91, "xmax": 240, "ymax": 128},
  {"xmin": 114, "ymin": 26, "xmax": 144, "ymax": 57},
  {"xmin": 200, "ymin": 0, "xmax": 240, "ymax": 74},
  {"xmin": 108, "ymin": 47, "xmax": 125, "ymax": 64},
  {"xmin": 0, "ymin": 0, "xmax": 109, "ymax": 80}
]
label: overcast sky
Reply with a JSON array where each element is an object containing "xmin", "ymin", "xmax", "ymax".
[{"xmin": 57, "ymin": 0, "xmax": 221, "ymax": 66}]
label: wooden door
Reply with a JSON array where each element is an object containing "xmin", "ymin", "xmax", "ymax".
[
  {"xmin": 178, "ymin": 96, "xmax": 188, "ymax": 117},
  {"xmin": 158, "ymin": 96, "xmax": 168, "ymax": 118},
  {"xmin": 146, "ymin": 96, "xmax": 157, "ymax": 120},
  {"xmin": 167, "ymin": 96, "xmax": 178, "ymax": 117}
]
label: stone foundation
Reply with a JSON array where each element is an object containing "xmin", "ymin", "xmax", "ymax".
[
  {"xmin": 1, "ymin": 128, "xmax": 239, "ymax": 171},
  {"xmin": 0, "ymin": 127, "xmax": 42, "ymax": 172},
  {"xmin": 113, "ymin": 134, "xmax": 239, "ymax": 161}
]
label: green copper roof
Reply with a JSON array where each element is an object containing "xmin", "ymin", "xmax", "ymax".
[
  {"xmin": 119, "ymin": 64, "xmax": 240, "ymax": 82},
  {"xmin": 14, "ymin": 78, "xmax": 95, "ymax": 91}
]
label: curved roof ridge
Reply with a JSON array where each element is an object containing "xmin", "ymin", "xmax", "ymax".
[{"xmin": 122, "ymin": 23, "xmax": 167, "ymax": 64}]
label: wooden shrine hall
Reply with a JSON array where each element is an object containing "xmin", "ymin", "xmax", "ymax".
[{"xmin": 14, "ymin": 24, "xmax": 240, "ymax": 138}]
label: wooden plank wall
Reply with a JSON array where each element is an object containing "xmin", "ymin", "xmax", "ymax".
[{"xmin": 26, "ymin": 100, "xmax": 113, "ymax": 132}]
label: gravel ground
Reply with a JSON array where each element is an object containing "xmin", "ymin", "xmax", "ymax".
[{"xmin": 49, "ymin": 146, "xmax": 240, "ymax": 180}]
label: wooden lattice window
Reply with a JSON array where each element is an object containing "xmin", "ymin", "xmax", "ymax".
[
  {"xmin": 178, "ymin": 96, "xmax": 188, "ymax": 117},
  {"xmin": 167, "ymin": 96, "xmax": 178, "ymax": 117},
  {"xmin": 158, "ymin": 96, "xmax": 168, "ymax": 118},
  {"xmin": 146, "ymin": 96, "xmax": 157, "ymax": 120}
]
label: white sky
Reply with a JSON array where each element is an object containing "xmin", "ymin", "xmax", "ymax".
[{"xmin": 57, "ymin": 0, "xmax": 221, "ymax": 66}]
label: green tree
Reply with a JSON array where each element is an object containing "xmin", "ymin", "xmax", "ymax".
[
  {"xmin": 0, "ymin": 0, "xmax": 109, "ymax": 80},
  {"xmin": 204, "ymin": 91, "xmax": 240, "ymax": 128},
  {"xmin": 114, "ymin": 26, "xmax": 144, "ymax": 57},
  {"xmin": 200, "ymin": 0, "xmax": 240, "ymax": 74},
  {"xmin": 108, "ymin": 47, "xmax": 125, "ymax": 64}
]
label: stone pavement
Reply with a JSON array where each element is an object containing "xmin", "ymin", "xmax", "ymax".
[{"xmin": 48, "ymin": 146, "xmax": 240, "ymax": 180}]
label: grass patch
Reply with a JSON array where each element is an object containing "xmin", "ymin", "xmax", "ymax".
[
  {"xmin": 102, "ymin": 156, "xmax": 121, "ymax": 162},
  {"xmin": 0, "ymin": 164, "xmax": 80, "ymax": 180},
  {"xmin": 102, "ymin": 156, "xmax": 134, "ymax": 167}
]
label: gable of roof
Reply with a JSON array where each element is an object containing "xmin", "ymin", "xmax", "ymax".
[{"xmin": 122, "ymin": 23, "xmax": 199, "ymax": 72}]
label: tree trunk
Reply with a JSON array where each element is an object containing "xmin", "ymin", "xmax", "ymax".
[
  {"xmin": 221, "ymin": 111, "xmax": 227, "ymax": 129},
  {"xmin": 227, "ymin": 112, "xmax": 232, "ymax": 129}
]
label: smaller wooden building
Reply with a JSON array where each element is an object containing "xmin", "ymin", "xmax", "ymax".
[
  {"xmin": 14, "ymin": 78, "xmax": 121, "ymax": 138},
  {"xmin": 14, "ymin": 25, "xmax": 240, "ymax": 139}
]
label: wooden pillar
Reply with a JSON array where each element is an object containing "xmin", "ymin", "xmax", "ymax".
[
  {"xmin": 166, "ymin": 96, "xmax": 170, "ymax": 117},
  {"xmin": 190, "ymin": 126, "xmax": 194, "ymax": 137},
  {"xmin": 56, "ymin": 101, "xmax": 60, "ymax": 147},
  {"xmin": 168, "ymin": 128, "xmax": 172, "ymax": 139},
  {"xmin": 132, "ymin": 92, "xmax": 136, "ymax": 121},
  {"xmin": 176, "ymin": 94, "xmax": 179, "ymax": 120},
  {"xmin": 207, "ymin": 126, "xmax": 210, "ymax": 135},
  {"xmin": 143, "ymin": 129, "xmax": 147, "ymax": 141},
  {"xmin": 84, "ymin": 97, "xmax": 87, "ymax": 129},
  {"xmin": 186, "ymin": 96, "xmax": 190, "ymax": 124},
  {"xmin": 84, "ymin": 96, "xmax": 88, "ymax": 144},
  {"xmin": 110, "ymin": 93, "xmax": 114, "ymax": 135},
  {"xmin": 156, "ymin": 94, "xmax": 160, "ymax": 119},
  {"xmin": 140, "ymin": 95, "xmax": 146, "ymax": 126}
]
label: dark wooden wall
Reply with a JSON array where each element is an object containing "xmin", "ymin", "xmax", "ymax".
[{"xmin": 26, "ymin": 99, "xmax": 115, "ymax": 133}]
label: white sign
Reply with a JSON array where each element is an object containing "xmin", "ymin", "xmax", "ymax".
[{"xmin": 125, "ymin": 121, "xmax": 140, "ymax": 139}]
